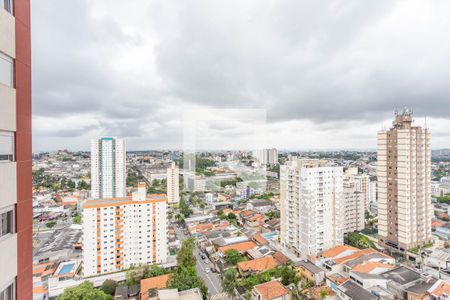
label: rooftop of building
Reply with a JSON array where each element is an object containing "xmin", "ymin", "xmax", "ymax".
[
  {"xmin": 155, "ymin": 288, "xmax": 203, "ymax": 300},
  {"xmin": 339, "ymin": 280, "xmax": 377, "ymax": 300},
  {"xmin": 351, "ymin": 261, "xmax": 395, "ymax": 274},
  {"xmin": 327, "ymin": 273, "xmax": 349, "ymax": 285},
  {"xmin": 381, "ymin": 266, "xmax": 422, "ymax": 285},
  {"xmin": 254, "ymin": 280, "xmax": 290, "ymax": 300},
  {"xmin": 321, "ymin": 245, "xmax": 359, "ymax": 260},
  {"xmin": 428, "ymin": 280, "xmax": 450, "ymax": 298},
  {"xmin": 295, "ymin": 259, "xmax": 324, "ymax": 274},
  {"xmin": 218, "ymin": 241, "xmax": 257, "ymax": 254},
  {"xmin": 237, "ymin": 256, "xmax": 279, "ymax": 272},
  {"xmin": 83, "ymin": 194, "xmax": 167, "ymax": 208},
  {"xmin": 140, "ymin": 274, "xmax": 171, "ymax": 300},
  {"xmin": 405, "ymin": 277, "xmax": 437, "ymax": 295},
  {"xmin": 273, "ymin": 251, "xmax": 290, "ymax": 265}
]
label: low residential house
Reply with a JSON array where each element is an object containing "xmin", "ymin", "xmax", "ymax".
[
  {"xmin": 326, "ymin": 273, "xmax": 349, "ymax": 293},
  {"xmin": 247, "ymin": 200, "xmax": 273, "ymax": 213},
  {"xmin": 237, "ymin": 256, "xmax": 279, "ymax": 276},
  {"xmin": 252, "ymin": 280, "xmax": 291, "ymax": 300},
  {"xmin": 150, "ymin": 288, "xmax": 203, "ymax": 300},
  {"xmin": 248, "ymin": 246, "xmax": 274, "ymax": 260},
  {"xmin": 218, "ymin": 241, "xmax": 258, "ymax": 257},
  {"xmin": 405, "ymin": 277, "xmax": 437, "ymax": 300},
  {"xmin": 140, "ymin": 274, "xmax": 171, "ymax": 300},
  {"xmin": 319, "ymin": 246, "xmax": 360, "ymax": 272},
  {"xmin": 337, "ymin": 280, "xmax": 377, "ymax": 300},
  {"xmin": 320, "ymin": 246, "xmax": 395, "ymax": 275},
  {"xmin": 188, "ymin": 223, "xmax": 214, "ymax": 235},
  {"xmin": 115, "ymin": 284, "xmax": 139, "ymax": 299},
  {"xmin": 348, "ymin": 261, "xmax": 395, "ymax": 289},
  {"xmin": 246, "ymin": 213, "xmax": 267, "ymax": 228},
  {"xmin": 427, "ymin": 279, "xmax": 450, "ymax": 300},
  {"xmin": 253, "ymin": 233, "xmax": 269, "ymax": 246},
  {"xmin": 426, "ymin": 248, "xmax": 450, "ymax": 269},
  {"xmin": 273, "ymin": 251, "xmax": 290, "ymax": 265},
  {"xmin": 381, "ymin": 266, "xmax": 426, "ymax": 300},
  {"xmin": 296, "ymin": 260, "xmax": 326, "ymax": 284}
]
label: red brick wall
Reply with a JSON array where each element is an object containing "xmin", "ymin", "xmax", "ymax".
[{"xmin": 14, "ymin": 0, "xmax": 32, "ymax": 298}]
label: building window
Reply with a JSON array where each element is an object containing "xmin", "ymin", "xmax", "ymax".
[
  {"xmin": 0, "ymin": 52, "xmax": 13, "ymax": 87},
  {"xmin": 1, "ymin": 0, "xmax": 12, "ymax": 14},
  {"xmin": 0, "ymin": 280, "xmax": 15, "ymax": 300},
  {"xmin": 0, "ymin": 208, "xmax": 14, "ymax": 238},
  {"xmin": 0, "ymin": 131, "xmax": 14, "ymax": 162}
]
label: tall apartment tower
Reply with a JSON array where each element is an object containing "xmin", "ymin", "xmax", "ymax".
[
  {"xmin": 83, "ymin": 184, "xmax": 168, "ymax": 276},
  {"xmin": 280, "ymin": 159, "xmax": 344, "ymax": 256},
  {"xmin": 0, "ymin": 0, "xmax": 32, "ymax": 299},
  {"xmin": 91, "ymin": 138, "xmax": 126, "ymax": 199},
  {"xmin": 166, "ymin": 161, "xmax": 180, "ymax": 204},
  {"xmin": 377, "ymin": 109, "xmax": 432, "ymax": 252},
  {"xmin": 253, "ymin": 148, "xmax": 278, "ymax": 165},
  {"xmin": 342, "ymin": 174, "xmax": 365, "ymax": 234},
  {"xmin": 345, "ymin": 168, "xmax": 370, "ymax": 211}
]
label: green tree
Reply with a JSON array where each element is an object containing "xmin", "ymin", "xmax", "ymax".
[
  {"xmin": 100, "ymin": 279, "xmax": 118, "ymax": 295},
  {"xmin": 77, "ymin": 180, "xmax": 89, "ymax": 190},
  {"xmin": 58, "ymin": 281, "xmax": 112, "ymax": 300},
  {"xmin": 46, "ymin": 221, "xmax": 57, "ymax": 228},
  {"xmin": 344, "ymin": 232, "xmax": 375, "ymax": 249},
  {"xmin": 168, "ymin": 267, "xmax": 208, "ymax": 298},
  {"xmin": 125, "ymin": 269, "xmax": 141, "ymax": 286},
  {"xmin": 73, "ymin": 215, "xmax": 81, "ymax": 225},
  {"xmin": 177, "ymin": 238, "xmax": 196, "ymax": 268},
  {"xmin": 180, "ymin": 198, "xmax": 193, "ymax": 218},
  {"xmin": 224, "ymin": 249, "xmax": 245, "ymax": 265},
  {"xmin": 145, "ymin": 265, "xmax": 168, "ymax": 278},
  {"xmin": 280, "ymin": 265, "xmax": 299, "ymax": 286},
  {"xmin": 222, "ymin": 269, "xmax": 237, "ymax": 299},
  {"xmin": 67, "ymin": 179, "xmax": 76, "ymax": 190}
]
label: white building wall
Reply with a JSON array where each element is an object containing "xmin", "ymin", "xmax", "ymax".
[
  {"xmin": 280, "ymin": 159, "xmax": 344, "ymax": 256},
  {"xmin": 91, "ymin": 138, "xmax": 126, "ymax": 199},
  {"xmin": 0, "ymin": 7, "xmax": 17, "ymax": 295},
  {"xmin": 167, "ymin": 162, "xmax": 180, "ymax": 204},
  {"xmin": 83, "ymin": 195, "xmax": 168, "ymax": 277}
]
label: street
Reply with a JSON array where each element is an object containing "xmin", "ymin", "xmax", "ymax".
[{"xmin": 173, "ymin": 225, "xmax": 224, "ymax": 296}]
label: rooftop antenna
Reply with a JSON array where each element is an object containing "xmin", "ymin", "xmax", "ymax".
[{"xmin": 424, "ymin": 116, "xmax": 428, "ymax": 129}]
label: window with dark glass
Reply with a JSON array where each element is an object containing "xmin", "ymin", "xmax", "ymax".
[
  {"xmin": 0, "ymin": 131, "xmax": 14, "ymax": 162},
  {"xmin": 0, "ymin": 208, "xmax": 14, "ymax": 238},
  {"xmin": 1, "ymin": 0, "xmax": 12, "ymax": 14},
  {"xmin": 0, "ymin": 281, "xmax": 15, "ymax": 300},
  {"xmin": 0, "ymin": 52, "xmax": 13, "ymax": 87}
]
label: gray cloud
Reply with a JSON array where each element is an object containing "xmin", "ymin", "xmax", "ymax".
[{"xmin": 32, "ymin": 0, "xmax": 450, "ymax": 151}]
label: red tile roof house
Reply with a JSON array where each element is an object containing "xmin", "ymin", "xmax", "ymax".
[
  {"xmin": 217, "ymin": 241, "xmax": 257, "ymax": 257},
  {"xmin": 252, "ymin": 280, "xmax": 291, "ymax": 300},
  {"xmin": 237, "ymin": 256, "xmax": 279, "ymax": 277}
]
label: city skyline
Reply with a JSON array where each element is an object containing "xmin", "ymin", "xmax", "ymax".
[{"xmin": 31, "ymin": 0, "xmax": 450, "ymax": 151}]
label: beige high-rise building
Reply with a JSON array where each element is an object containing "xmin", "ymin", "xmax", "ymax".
[
  {"xmin": 377, "ymin": 109, "xmax": 432, "ymax": 253},
  {"xmin": 342, "ymin": 173, "xmax": 365, "ymax": 234},
  {"xmin": 167, "ymin": 161, "xmax": 180, "ymax": 204}
]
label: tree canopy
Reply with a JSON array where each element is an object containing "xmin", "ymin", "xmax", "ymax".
[{"xmin": 58, "ymin": 281, "xmax": 112, "ymax": 300}]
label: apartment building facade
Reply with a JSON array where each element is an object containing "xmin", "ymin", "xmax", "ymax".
[
  {"xmin": 166, "ymin": 161, "xmax": 179, "ymax": 204},
  {"xmin": 342, "ymin": 177, "xmax": 365, "ymax": 234},
  {"xmin": 0, "ymin": 0, "xmax": 32, "ymax": 299},
  {"xmin": 377, "ymin": 109, "xmax": 432, "ymax": 252},
  {"xmin": 91, "ymin": 137, "xmax": 126, "ymax": 199},
  {"xmin": 253, "ymin": 148, "xmax": 278, "ymax": 165},
  {"xmin": 83, "ymin": 184, "xmax": 168, "ymax": 277},
  {"xmin": 280, "ymin": 159, "xmax": 344, "ymax": 256}
]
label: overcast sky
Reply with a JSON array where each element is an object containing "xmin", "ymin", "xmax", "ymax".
[{"xmin": 31, "ymin": 0, "xmax": 450, "ymax": 151}]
